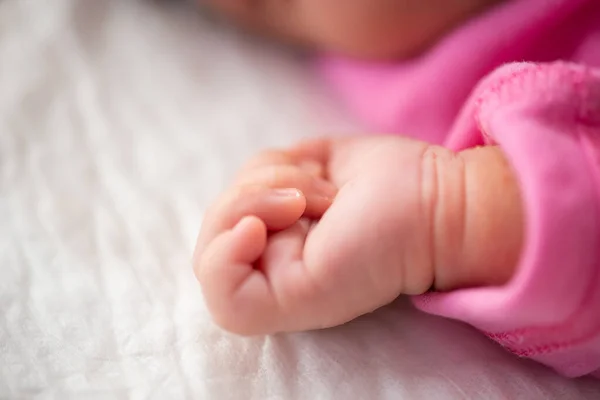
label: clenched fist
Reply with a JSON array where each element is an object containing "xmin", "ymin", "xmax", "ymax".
[{"xmin": 194, "ymin": 136, "xmax": 523, "ymax": 336}]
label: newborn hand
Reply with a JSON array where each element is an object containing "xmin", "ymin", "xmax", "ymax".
[
  {"xmin": 194, "ymin": 141, "xmax": 339, "ymax": 334},
  {"xmin": 194, "ymin": 136, "xmax": 523, "ymax": 335}
]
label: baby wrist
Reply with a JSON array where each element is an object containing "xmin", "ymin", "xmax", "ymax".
[{"xmin": 429, "ymin": 145, "xmax": 524, "ymax": 291}]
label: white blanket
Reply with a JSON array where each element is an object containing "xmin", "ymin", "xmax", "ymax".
[{"xmin": 1, "ymin": 0, "xmax": 599, "ymax": 398}]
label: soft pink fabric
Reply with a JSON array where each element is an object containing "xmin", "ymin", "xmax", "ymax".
[
  {"xmin": 419, "ymin": 62, "xmax": 600, "ymax": 378},
  {"xmin": 319, "ymin": 0, "xmax": 600, "ymax": 144},
  {"xmin": 318, "ymin": 0, "xmax": 600, "ymax": 378}
]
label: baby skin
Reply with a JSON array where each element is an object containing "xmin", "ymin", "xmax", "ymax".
[{"xmin": 195, "ymin": 136, "xmax": 523, "ymax": 335}]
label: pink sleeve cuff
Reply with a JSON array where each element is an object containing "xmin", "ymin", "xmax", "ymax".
[{"xmin": 413, "ymin": 62, "xmax": 600, "ymax": 378}]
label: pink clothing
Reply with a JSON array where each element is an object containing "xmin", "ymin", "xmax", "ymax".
[{"xmin": 318, "ymin": 0, "xmax": 600, "ymax": 378}]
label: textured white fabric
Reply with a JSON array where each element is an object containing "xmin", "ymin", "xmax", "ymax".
[{"xmin": 1, "ymin": 0, "xmax": 600, "ymax": 398}]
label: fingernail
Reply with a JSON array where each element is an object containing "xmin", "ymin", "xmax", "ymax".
[{"xmin": 271, "ymin": 188, "xmax": 302, "ymax": 198}]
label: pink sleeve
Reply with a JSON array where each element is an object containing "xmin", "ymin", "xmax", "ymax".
[{"xmin": 412, "ymin": 62, "xmax": 600, "ymax": 378}]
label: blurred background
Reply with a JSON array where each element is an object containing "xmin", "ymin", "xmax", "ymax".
[{"xmin": 1, "ymin": 1, "xmax": 599, "ymax": 398}]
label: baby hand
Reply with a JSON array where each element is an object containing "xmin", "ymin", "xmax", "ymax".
[
  {"xmin": 195, "ymin": 136, "xmax": 523, "ymax": 336},
  {"xmin": 194, "ymin": 141, "xmax": 339, "ymax": 334}
]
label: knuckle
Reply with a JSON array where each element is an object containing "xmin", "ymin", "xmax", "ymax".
[
  {"xmin": 211, "ymin": 312, "xmax": 236, "ymax": 333},
  {"xmin": 207, "ymin": 294, "xmax": 262, "ymax": 336},
  {"xmin": 202, "ymin": 185, "xmax": 259, "ymax": 230},
  {"xmin": 244, "ymin": 149, "xmax": 292, "ymax": 169},
  {"xmin": 217, "ymin": 184, "xmax": 262, "ymax": 209},
  {"xmin": 211, "ymin": 312, "xmax": 255, "ymax": 336},
  {"xmin": 204, "ymin": 295, "xmax": 241, "ymax": 333},
  {"xmin": 236, "ymin": 165, "xmax": 307, "ymax": 188},
  {"xmin": 193, "ymin": 256, "xmax": 208, "ymax": 284}
]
